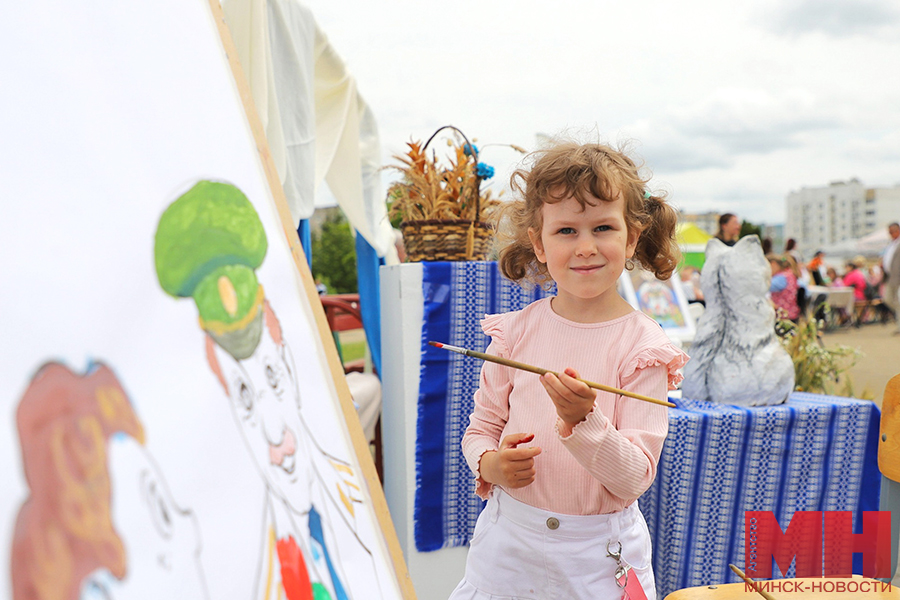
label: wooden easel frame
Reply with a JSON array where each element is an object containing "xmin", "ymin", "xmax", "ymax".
[
  {"xmin": 206, "ymin": 1, "xmax": 416, "ymax": 597},
  {"xmin": 879, "ymin": 373, "xmax": 900, "ymax": 584}
]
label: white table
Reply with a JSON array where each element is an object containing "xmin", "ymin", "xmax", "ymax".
[{"xmin": 808, "ymin": 285, "xmax": 855, "ymax": 316}]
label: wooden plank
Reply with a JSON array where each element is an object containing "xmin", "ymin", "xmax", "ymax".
[{"xmin": 880, "ymin": 374, "xmax": 900, "ymax": 483}]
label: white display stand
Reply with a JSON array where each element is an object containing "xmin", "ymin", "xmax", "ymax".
[{"xmin": 380, "ymin": 263, "xmax": 468, "ymax": 599}]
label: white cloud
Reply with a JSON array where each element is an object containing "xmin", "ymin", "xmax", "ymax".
[
  {"xmin": 302, "ymin": 0, "xmax": 900, "ymax": 226},
  {"xmin": 622, "ymin": 89, "xmax": 842, "ymax": 174},
  {"xmin": 672, "ymin": 89, "xmax": 838, "ymax": 148},
  {"xmin": 763, "ymin": 0, "xmax": 900, "ymax": 37},
  {"xmin": 844, "ymin": 130, "xmax": 900, "ymax": 163}
]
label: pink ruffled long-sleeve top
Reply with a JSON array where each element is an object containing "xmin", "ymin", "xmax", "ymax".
[{"xmin": 462, "ymin": 297, "xmax": 689, "ymax": 515}]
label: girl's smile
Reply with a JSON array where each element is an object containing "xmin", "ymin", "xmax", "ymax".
[{"xmin": 528, "ymin": 193, "xmax": 638, "ymax": 323}]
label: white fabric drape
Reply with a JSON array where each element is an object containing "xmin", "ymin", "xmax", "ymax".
[
  {"xmin": 220, "ymin": 0, "xmax": 398, "ymax": 263},
  {"xmin": 266, "ymin": 0, "xmax": 317, "ymax": 225},
  {"xmin": 220, "ymin": 0, "xmax": 287, "ymax": 179}
]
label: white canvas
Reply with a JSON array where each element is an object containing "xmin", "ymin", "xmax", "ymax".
[{"xmin": 0, "ymin": 2, "xmax": 402, "ymax": 599}]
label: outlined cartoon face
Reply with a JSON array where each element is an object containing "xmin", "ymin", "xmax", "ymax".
[
  {"xmin": 80, "ymin": 435, "xmax": 208, "ymax": 599},
  {"xmin": 211, "ymin": 323, "xmax": 314, "ymax": 513}
]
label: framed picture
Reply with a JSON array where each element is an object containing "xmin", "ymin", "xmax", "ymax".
[{"xmin": 619, "ymin": 268, "xmax": 696, "ymax": 343}]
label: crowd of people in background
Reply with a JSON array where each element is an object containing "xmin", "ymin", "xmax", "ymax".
[
  {"xmin": 883, "ymin": 222, "xmax": 900, "ymax": 335},
  {"xmin": 681, "ymin": 219, "xmax": 900, "ymax": 332},
  {"xmin": 767, "ymin": 226, "xmax": 899, "ymax": 328}
]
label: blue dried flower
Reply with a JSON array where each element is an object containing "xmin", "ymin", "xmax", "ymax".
[
  {"xmin": 476, "ymin": 162, "xmax": 495, "ymax": 180},
  {"xmin": 463, "ymin": 143, "xmax": 479, "ymax": 157}
]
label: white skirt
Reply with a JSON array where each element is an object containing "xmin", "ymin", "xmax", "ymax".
[{"xmin": 448, "ymin": 490, "xmax": 656, "ymax": 600}]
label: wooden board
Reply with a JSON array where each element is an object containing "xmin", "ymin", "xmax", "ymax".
[{"xmin": 880, "ymin": 374, "xmax": 900, "ymax": 482}]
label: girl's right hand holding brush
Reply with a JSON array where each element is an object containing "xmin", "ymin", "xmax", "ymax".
[{"xmin": 478, "ymin": 433, "xmax": 542, "ymax": 489}]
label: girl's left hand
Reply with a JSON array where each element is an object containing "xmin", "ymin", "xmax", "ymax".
[{"xmin": 540, "ymin": 368, "xmax": 596, "ymax": 429}]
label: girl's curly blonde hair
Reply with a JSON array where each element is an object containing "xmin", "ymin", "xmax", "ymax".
[{"xmin": 496, "ymin": 141, "xmax": 681, "ymax": 287}]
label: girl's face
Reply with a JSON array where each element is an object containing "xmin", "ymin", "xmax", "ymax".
[{"xmin": 529, "ymin": 192, "xmax": 637, "ymax": 320}]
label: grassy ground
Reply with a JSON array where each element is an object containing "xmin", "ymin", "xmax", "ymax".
[{"xmin": 337, "ymin": 329, "xmax": 367, "ymax": 364}]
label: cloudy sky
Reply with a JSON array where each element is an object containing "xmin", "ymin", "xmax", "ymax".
[{"xmin": 304, "ymin": 0, "xmax": 900, "ymax": 225}]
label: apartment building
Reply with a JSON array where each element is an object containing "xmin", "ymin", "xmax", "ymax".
[{"xmin": 784, "ymin": 179, "xmax": 900, "ymax": 253}]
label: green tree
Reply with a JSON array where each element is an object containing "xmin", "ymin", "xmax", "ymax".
[
  {"xmin": 739, "ymin": 220, "xmax": 762, "ymax": 239},
  {"xmin": 385, "ymin": 185, "xmax": 405, "ymax": 230},
  {"xmin": 311, "ymin": 212, "xmax": 357, "ymax": 294}
]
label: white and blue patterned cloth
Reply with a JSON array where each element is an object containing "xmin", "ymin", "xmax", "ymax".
[
  {"xmin": 414, "ymin": 261, "xmax": 880, "ymax": 599},
  {"xmin": 644, "ymin": 394, "xmax": 880, "ymax": 598},
  {"xmin": 416, "ymin": 261, "xmax": 553, "ymax": 552}
]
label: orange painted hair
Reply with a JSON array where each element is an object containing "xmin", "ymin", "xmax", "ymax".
[{"xmin": 12, "ymin": 362, "xmax": 145, "ymax": 600}]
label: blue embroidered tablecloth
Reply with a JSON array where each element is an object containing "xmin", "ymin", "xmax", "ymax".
[
  {"xmin": 642, "ymin": 394, "xmax": 880, "ymax": 598},
  {"xmin": 416, "ymin": 261, "xmax": 553, "ymax": 552},
  {"xmin": 413, "ymin": 261, "xmax": 880, "ymax": 599}
]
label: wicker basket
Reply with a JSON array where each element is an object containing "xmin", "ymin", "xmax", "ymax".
[
  {"xmin": 391, "ymin": 125, "xmax": 500, "ymax": 262},
  {"xmin": 401, "ymin": 219, "xmax": 492, "ymax": 262}
]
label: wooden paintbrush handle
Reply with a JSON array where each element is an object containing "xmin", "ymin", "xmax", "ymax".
[
  {"xmin": 466, "ymin": 349, "xmax": 675, "ymax": 408},
  {"xmin": 730, "ymin": 564, "xmax": 777, "ymax": 600}
]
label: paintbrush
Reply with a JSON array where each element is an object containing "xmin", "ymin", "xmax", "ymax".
[
  {"xmin": 729, "ymin": 564, "xmax": 777, "ymax": 600},
  {"xmin": 428, "ymin": 341, "xmax": 676, "ymax": 408}
]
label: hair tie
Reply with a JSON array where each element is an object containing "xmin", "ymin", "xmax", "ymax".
[{"xmin": 643, "ymin": 190, "xmax": 652, "ymax": 200}]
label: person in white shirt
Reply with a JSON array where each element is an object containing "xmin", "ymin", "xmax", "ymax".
[{"xmin": 882, "ymin": 222, "xmax": 900, "ymax": 334}]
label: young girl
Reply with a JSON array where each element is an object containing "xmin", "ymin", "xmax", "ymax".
[
  {"xmin": 449, "ymin": 142, "xmax": 688, "ymax": 600},
  {"xmin": 768, "ymin": 254, "xmax": 800, "ymax": 321}
]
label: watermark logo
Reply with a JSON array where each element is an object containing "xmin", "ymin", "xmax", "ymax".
[
  {"xmin": 745, "ymin": 511, "xmax": 891, "ymax": 579},
  {"xmin": 742, "ymin": 579, "xmax": 894, "ymax": 594}
]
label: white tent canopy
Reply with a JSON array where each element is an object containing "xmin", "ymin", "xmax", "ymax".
[
  {"xmin": 856, "ymin": 228, "xmax": 891, "ymax": 255},
  {"xmin": 221, "ymin": 0, "xmax": 398, "ymax": 263},
  {"xmin": 819, "ymin": 228, "xmax": 890, "ymax": 263}
]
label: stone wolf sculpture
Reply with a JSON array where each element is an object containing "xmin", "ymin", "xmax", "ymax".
[{"xmin": 682, "ymin": 236, "xmax": 794, "ymax": 406}]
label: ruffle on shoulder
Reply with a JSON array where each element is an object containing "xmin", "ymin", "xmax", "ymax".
[
  {"xmin": 622, "ymin": 344, "xmax": 690, "ymax": 390},
  {"xmin": 480, "ymin": 313, "xmax": 508, "ymax": 356}
]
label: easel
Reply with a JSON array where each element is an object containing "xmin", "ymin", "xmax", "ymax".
[
  {"xmin": 880, "ymin": 374, "xmax": 900, "ymax": 585},
  {"xmin": 207, "ymin": 1, "xmax": 415, "ymax": 597}
]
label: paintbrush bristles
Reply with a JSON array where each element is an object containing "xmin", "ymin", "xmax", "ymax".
[
  {"xmin": 431, "ymin": 342, "xmax": 467, "ymax": 355},
  {"xmin": 428, "ymin": 341, "xmax": 676, "ymax": 408}
]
